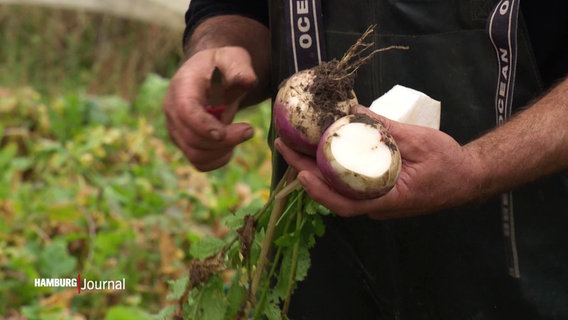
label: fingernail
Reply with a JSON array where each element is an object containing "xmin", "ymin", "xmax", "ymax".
[
  {"xmin": 242, "ymin": 127, "xmax": 254, "ymax": 141},
  {"xmin": 351, "ymin": 105, "xmax": 364, "ymax": 114},
  {"xmin": 274, "ymin": 139, "xmax": 282, "ymax": 150},
  {"xmin": 297, "ymin": 172, "xmax": 307, "ymax": 186},
  {"xmin": 209, "ymin": 129, "xmax": 222, "ymax": 141}
]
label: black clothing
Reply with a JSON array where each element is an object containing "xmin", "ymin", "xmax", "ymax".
[
  {"xmin": 184, "ymin": 1, "xmax": 568, "ymax": 319},
  {"xmin": 185, "ymin": 1, "xmax": 568, "ymax": 88},
  {"xmin": 183, "ymin": 0, "xmax": 269, "ymax": 50}
]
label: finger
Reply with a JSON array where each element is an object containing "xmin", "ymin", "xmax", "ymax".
[
  {"xmin": 214, "ymin": 47, "xmax": 258, "ymax": 103},
  {"xmin": 186, "ymin": 122, "xmax": 254, "ymax": 151},
  {"xmin": 296, "ymin": 171, "xmax": 366, "ymax": 217},
  {"xmin": 168, "ymin": 120, "xmax": 253, "ymax": 170},
  {"xmin": 221, "ymin": 122, "xmax": 255, "ymax": 148},
  {"xmin": 300, "ymin": 169, "xmax": 411, "ymax": 219},
  {"xmin": 276, "ymin": 137, "xmax": 369, "ymax": 217},
  {"xmin": 211, "ymin": 48, "xmax": 258, "ymax": 124},
  {"xmin": 351, "ymin": 104, "xmax": 436, "ymax": 147},
  {"xmin": 351, "ymin": 104, "xmax": 396, "ymax": 132},
  {"xmin": 192, "ymin": 151, "xmax": 234, "ymax": 172},
  {"xmin": 274, "ymin": 138, "xmax": 319, "ymax": 172},
  {"xmin": 165, "ymin": 76, "xmax": 227, "ymax": 142},
  {"xmin": 218, "ymin": 93, "xmax": 247, "ymax": 124},
  {"xmin": 168, "ymin": 123, "xmax": 234, "ymax": 171},
  {"xmin": 165, "ymin": 109, "xmax": 218, "ymax": 151},
  {"xmin": 351, "ymin": 104, "xmax": 437, "ymax": 163},
  {"xmin": 167, "ymin": 47, "xmax": 258, "ymax": 142}
]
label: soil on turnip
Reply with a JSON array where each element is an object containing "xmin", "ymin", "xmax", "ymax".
[
  {"xmin": 349, "ymin": 112, "xmax": 378, "ymax": 126},
  {"xmin": 297, "ymin": 25, "xmax": 408, "ymax": 136},
  {"xmin": 349, "ymin": 113, "xmax": 399, "ymax": 153},
  {"xmin": 308, "ymin": 60, "xmax": 355, "ymax": 134}
]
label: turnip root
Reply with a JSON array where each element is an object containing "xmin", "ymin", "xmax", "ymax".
[{"xmin": 316, "ymin": 113, "xmax": 401, "ymax": 199}]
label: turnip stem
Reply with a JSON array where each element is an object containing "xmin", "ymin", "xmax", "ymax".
[
  {"xmin": 253, "ymin": 214, "xmax": 292, "ymax": 320},
  {"xmin": 249, "ymin": 167, "xmax": 296, "ymax": 306},
  {"xmin": 275, "ymin": 177, "xmax": 301, "ymax": 200},
  {"xmin": 251, "ymin": 198, "xmax": 286, "ymax": 293},
  {"xmin": 282, "ymin": 193, "xmax": 304, "ymax": 315}
]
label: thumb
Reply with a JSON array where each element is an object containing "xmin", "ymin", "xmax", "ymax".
[
  {"xmin": 350, "ymin": 104, "xmax": 425, "ymax": 149},
  {"xmin": 351, "ymin": 104, "xmax": 399, "ymax": 133},
  {"xmin": 214, "ymin": 47, "xmax": 258, "ymax": 104},
  {"xmin": 219, "ymin": 91, "xmax": 249, "ymax": 125}
]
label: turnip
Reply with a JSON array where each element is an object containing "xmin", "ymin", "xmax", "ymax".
[
  {"xmin": 273, "ymin": 67, "xmax": 356, "ymax": 156},
  {"xmin": 274, "ymin": 25, "xmax": 407, "ymax": 156},
  {"xmin": 316, "ymin": 113, "xmax": 401, "ymax": 199}
]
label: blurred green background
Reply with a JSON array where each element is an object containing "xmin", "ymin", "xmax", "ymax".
[{"xmin": 0, "ymin": 4, "xmax": 272, "ymax": 319}]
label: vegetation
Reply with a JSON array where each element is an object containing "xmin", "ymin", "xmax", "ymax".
[
  {"xmin": 0, "ymin": 5, "xmax": 272, "ymax": 319},
  {"xmin": 0, "ymin": 4, "xmax": 183, "ymax": 99}
]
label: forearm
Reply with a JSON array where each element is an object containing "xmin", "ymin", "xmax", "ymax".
[
  {"xmin": 185, "ymin": 15, "xmax": 271, "ymax": 105},
  {"xmin": 466, "ymin": 77, "xmax": 568, "ymax": 200}
]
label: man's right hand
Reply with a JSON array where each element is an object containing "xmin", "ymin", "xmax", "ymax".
[{"xmin": 164, "ymin": 46, "xmax": 258, "ymax": 171}]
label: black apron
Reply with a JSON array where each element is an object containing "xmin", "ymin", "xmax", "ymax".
[{"xmin": 268, "ymin": 1, "xmax": 568, "ymax": 319}]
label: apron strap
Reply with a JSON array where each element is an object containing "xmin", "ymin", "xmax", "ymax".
[
  {"xmin": 283, "ymin": 0, "xmax": 327, "ymax": 74},
  {"xmin": 487, "ymin": 0, "xmax": 522, "ymax": 279}
]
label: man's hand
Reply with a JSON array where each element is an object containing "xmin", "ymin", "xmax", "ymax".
[
  {"xmin": 164, "ymin": 14, "xmax": 270, "ymax": 171},
  {"xmin": 164, "ymin": 46, "xmax": 259, "ymax": 171},
  {"xmin": 277, "ymin": 77, "xmax": 568, "ymax": 219},
  {"xmin": 276, "ymin": 105, "xmax": 480, "ymax": 219}
]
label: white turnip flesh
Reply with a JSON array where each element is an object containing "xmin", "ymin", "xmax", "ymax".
[{"xmin": 316, "ymin": 113, "xmax": 401, "ymax": 199}]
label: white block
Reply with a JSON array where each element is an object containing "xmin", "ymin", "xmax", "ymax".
[{"xmin": 369, "ymin": 85, "xmax": 441, "ymax": 130}]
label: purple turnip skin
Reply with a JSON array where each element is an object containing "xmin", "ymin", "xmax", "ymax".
[
  {"xmin": 273, "ymin": 69, "xmax": 357, "ymax": 156},
  {"xmin": 316, "ymin": 114, "xmax": 401, "ymax": 199},
  {"xmin": 273, "ymin": 100, "xmax": 319, "ymax": 156}
]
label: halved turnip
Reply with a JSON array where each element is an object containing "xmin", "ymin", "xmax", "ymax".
[{"xmin": 316, "ymin": 113, "xmax": 401, "ymax": 199}]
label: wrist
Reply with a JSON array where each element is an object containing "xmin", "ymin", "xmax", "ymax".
[
  {"xmin": 461, "ymin": 142, "xmax": 502, "ymax": 204},
  {"xmin": 184, "ymin": 15, "xmax": 268, "ymax": 57}
]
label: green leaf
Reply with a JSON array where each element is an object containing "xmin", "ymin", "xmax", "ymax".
[
  {"xmin": 301, "ymin": 214, "xmax": 326, "ymax": 248},
  {"xmin": 264, "ymin": 296, "xmax": 282, "ymax": 320},
  {"xmin": 104, "ymin": 306, "xmax": 153, "ymax": 320},
  {"xmin": 295, "ymin": 246, "xmax": 311, "ymax": 282},
  {"xmin": 93, "ymin": 229, "xmax": 135, "ymax": 258},
  {"xmin": 46, "ymin": 202, "xmax": 81, "ymax": 222},
  {"xmin": 305, "ymin": 197, "xmax": 331, "ymax": 215},
  {"xmin": 199, "ymin": 278, "xmax": 227, "ymax": 320},
  {"xmin": 223, "ymin": 198, "xmax": 264, "ymax": 230},
  {"xmin": 166, "ymin": 276, "xmax": 189, "ymax": 301},
  {"xmin": 185, "ymin": 276, "xmax": 226, "ymax": 320},
  {"xmin": 0, "ymin": 143, "xmax": 17, "ymax": 169},
  {"xmin": 274, "ymin": 249, "xmax": 293, "ymax": 300},
  {"xmin": 38, "ymin": 239, "xmax": 77, "ymax": 277},
  {"xmin": 274, "ymin": 230, "xmax": 300, "ymax": 247},
  {"xmin": 189, "ymin": 236, "xmax": 225, "ymax": 260},
  {"xmin": 225, "ymin": 270, "xmax": 247, "ymax": 318},
  {"xmin": 11, "ymin": 157, "xmax": 33, "ymax": 171},
  {"xmin": 133, "ymin": 74, "xmax": 169, "ymax": 115},
  {"xmin": 85, "ymin": 95, "xmax": 130, "ymax": 126}
]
